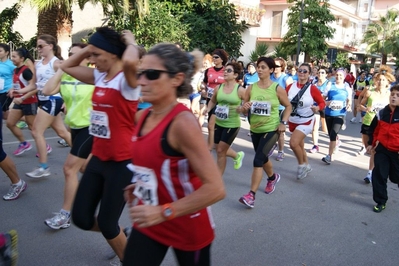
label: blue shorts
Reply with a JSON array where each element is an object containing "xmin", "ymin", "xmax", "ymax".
[
  {"xmin": 189, "ymin": 93, "xmax": 201, "ymax": 102},
  {"xmin": 40, "ymin": 98, "xmax": 63, "ymax": 116}
]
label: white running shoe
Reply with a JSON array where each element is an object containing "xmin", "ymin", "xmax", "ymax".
[
  {"xmin": 350, "ymin": 117, "xmax": 357, "ymax": 123},
  {"xmin": 26, "ymin": 167, "xmax": 50, "ymax": 178},
  {"xmin": 44, "ymin": 212, "xmax": 71, "ymax": 230}
]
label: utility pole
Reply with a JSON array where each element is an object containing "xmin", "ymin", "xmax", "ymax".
[{"xmin": 296, "ymin": 0, "xmax": 305, "ymax": 66}]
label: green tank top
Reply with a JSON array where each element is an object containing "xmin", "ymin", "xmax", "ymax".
[
  {"xmin": 215, "ymin": 84, "xmax": 241, "ymax": 128},
  {"xmin": 363, "ymin": 88, "xmax": 390, "ymax": 126},
  {"xmin": 60, "ymin": 73, "xmax": 94, "ymax": 129},
  {"xmin": 249, "ymin": 82, "xmax": 280, "ymax": 133}
]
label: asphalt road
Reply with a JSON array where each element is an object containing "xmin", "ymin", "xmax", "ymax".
[{"xmin": 1, "ymin": 118, "xmax": 398, "ymax": 266}]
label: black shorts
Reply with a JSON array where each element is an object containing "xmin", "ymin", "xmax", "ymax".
[
  {"xmin": 214, "ymin": 124, "xmax": 240, "ymax": 145},
  {"xmin": 360, "ymin": 124, "xmax": 370, "ymax": 135},
  {"xmin": 319, "ymin": 110, "xmax": 325, "ymax": 118},
  {"xmin": 70, "ymin": 127, "xmax": 93, "ymax": 159},
  {"xmin": 0, "ymin": 93, "xmax": 13, "ymax": 112},
  {"xmin": 12, "ymin": 102, "xmax": 38, "ymax": 116},
  {"xmin": 354, "ymin": 95, "xmax": 359, "ymax": 100},
  {"xmin": 200, "ymin": 96, "xmax": 207, "ymax": 105}
]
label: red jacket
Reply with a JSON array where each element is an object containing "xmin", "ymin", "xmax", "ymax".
[{"xmin": 368, "ymin": 105, "xmax": 399, "ymax": 152}]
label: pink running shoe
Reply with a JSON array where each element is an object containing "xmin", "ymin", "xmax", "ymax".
[
  {"xmin": 35, "ymin": 144, "xmax": 53, "ymax": 158},
  {"xmin": 239, "ymin": 192, "xmax": 255, "ymax": 208},
  {"xmin": 13, "ymin": 142, "xmax": 32, "ymax": 156},
  {"xmin": 265, "ymin": 173, "xmax": 281, "ymax": 194}
]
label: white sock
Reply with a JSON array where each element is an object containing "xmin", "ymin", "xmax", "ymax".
[
  {"xmin": 13, "ymin": 180, "xmax": 22, "ymax": 186},
  {"xmin": 60, "ymin": 209, "xmax": 71, "ymax": 217}
]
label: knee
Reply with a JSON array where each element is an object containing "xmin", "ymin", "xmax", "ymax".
[
  {"xmin": 71, "ymin": 211, "xmax": 93, "ymax": 231},
  {"xmin": 63, "ymin": 163, "xmax": 78, "ymax": 179},
  {"xmin": 253, "ymin": 153, "xmax": 267, "ymax": 167},
  {"xmin": 215, "ymin": 146, "xmax": 226, "ymax": 157},
  {"xmin": 97, "ymin": 216, "xmax": 119, "ymax": 239},
  {"xmin": 6, "ymin": 121, "xmax": 13, "ymax": 129}
]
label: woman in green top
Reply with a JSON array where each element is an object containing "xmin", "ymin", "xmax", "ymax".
[
  {"xmin": 359, "ymin": 66, "xmax": 394, "ymax": 183},
  {"xmin": 41, "ymin": 43, "xmax": 94, "ymax": 230},
  {"xmin": 239, "ymin": 57, "xmax": 291, "ymax": 208},
  {"xmin": 205, "ymin": 62, "xmax": 245, "ymax": 174}
]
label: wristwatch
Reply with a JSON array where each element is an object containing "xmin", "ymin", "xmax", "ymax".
[
  {"xmin": 161, "ymin": 203, "xmax": 175, "ymax": 221},
  {"xmin": 280, "ymin": 121, "xmax": 288, "ymax": 125}
]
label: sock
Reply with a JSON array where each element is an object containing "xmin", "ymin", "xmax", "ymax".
[
  {"xmin": 268, "ymin": 173, "xmax": 275, "ymax": 180},
  {"xmin": 13, "ymin": 180, "xmax": 22, "ymax": 186},
  {"xmin": 60, "ymin": 209, "xmax": 70, "ymax": 217},
  {"xmin": 250, "ymin": 190, "xmax": 256, "ymax": 197},
  {"xmin": 278, "ymin": 150, "xmax": 283, "ymax": 153},
  {"xmin": 368, "ymin": 170, "xmax": 372, "ymax": 175},
  {"xmin": 299, "ymin": 164, "xmax": 305, "ymax": 168},
  {"xmin": 22, "ymin": 141, "xmax": 27, "ymax": 145},
  {"xmin": 40, "ymin": 163, "xmax": 48, "ymax": 169}
]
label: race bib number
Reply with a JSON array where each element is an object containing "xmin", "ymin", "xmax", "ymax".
[
  {"xmin": 357, "ymin": 86, "xmax": 364, "ymax": 91},
  {"xmin": 329, "ymin": 100, "xmax": 344, "ymax": 111},
  {"xmin": 0, "ymin": 78, "xmax": 4, "ymax": 90},
  {"xmin": 36, "ymin": 82, "xmax": 47, "ymax": 100},
  {"xmin": 373, "ymin": 103, "xmax": 385, "ymax": 113},
  {"xmin": 13, "ymin": 82, "xmax": 21, "ymax": 90},
  {"xmin": 215, "ymin": 105, "xmax": 229, "ymax": 120},
  {"xmin": 131, "ymin": 165, "xmax": 158, "ymax": 206},
  {"xmin": 207, "ymin": 87, "xmax": 214, "ymax": 98},
  {"xmin": 251, "ymin": 101, "xmax": 271, "ymax": 116},
  {"xmin": 89, "ymin": 110, "xmax": 111, "ymax": 139}
]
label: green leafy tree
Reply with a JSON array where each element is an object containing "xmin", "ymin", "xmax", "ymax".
[
  {"xmin": 249, "ymin": 43, "xmax": 269, "ymax": 62},
  {"xmin": 181, "ymin": 0, "xmax": 248, "ymax": 57},
  {"xmin": 363, "ymin": 9, "xmax": 399, "ymax": 65},
  {"xmin": 0, "ymin": 4, "xmax": 24, "ymax": 46},
  {"xmin": 281, "ymin": 0, "xmax": 335, "ymax": 60},
  {"xmin": 273, "ymin": 42, "xmax": 290, "ymax": 59},
  {"xmin": 109, "ymin": 0, "xmax": 189, "ymax": 49},
  {"xmin": 332, "ymin": 52, "xmax": 349, "ymax": 68}
]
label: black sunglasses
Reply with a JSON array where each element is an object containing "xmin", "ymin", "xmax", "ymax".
[
  {"xmin": 298, "ymin": 69, "xmax": 308, "ymax": 74},
  {"xmin": 275, "ymin": 65, "xmax": 281, "ymax": 68},
  {"xmin": 137, "ymin": 69, "xmax": 175, "ymax": 80},
  {"xmin": 37, "ymin": 44, "xmax": 48, "ymax": 49},
  {"xmin": 213, "ymin": 56, "xmax": 220, "ymax": 59},
  {"xmin": 224, "ymin": 69, "xmax": 234, "ymax": 73}
]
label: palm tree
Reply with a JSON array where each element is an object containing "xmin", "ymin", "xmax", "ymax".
[
  {"xmin": 363, "ymin": 9, "xmax": 399, "ymax": 65},
  {"xmin": 25, "ymin": 0, "xmax": 149, "ymax": 42}
]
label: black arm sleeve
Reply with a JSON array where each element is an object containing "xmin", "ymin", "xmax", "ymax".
[
  {"xmin": 203, "ymin": 69, "xmax": 209, "ymax": 84},
  {"xmin": 367, "ymin": 115, "xmax": 378, "ymax": 146},
  {"xmin": 22, "ymin": 68, "xmax": 33, "ymax": 81}
]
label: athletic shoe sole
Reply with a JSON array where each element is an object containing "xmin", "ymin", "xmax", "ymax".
[
  {"xmin": 238, "ymin": 197, "xmax": 254, "ymax": 208},
  {"xmin": 44, "ymin": 221, "xmax": 71, "ymax": 230},
  {"xmin": 14, "ymin": 145, "xmax": 32, "ymax": 156}
]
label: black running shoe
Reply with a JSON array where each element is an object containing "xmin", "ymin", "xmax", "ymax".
[{"xmin": 373, "ymin": 204, "xmax": 386, "ymax": 213}]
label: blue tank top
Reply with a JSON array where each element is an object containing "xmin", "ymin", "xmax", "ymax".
[
  {"xmin": 325, "ymin": 83, "xmax": 349, "ymax": 117},
  {"xmin": 271, "ymin": 73, "xmax": 289, "ymax": 111}
]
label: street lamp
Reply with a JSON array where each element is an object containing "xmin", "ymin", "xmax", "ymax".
[{"xmin": 296, "ymin": 0, "xmax": 305, "ymax": 66}]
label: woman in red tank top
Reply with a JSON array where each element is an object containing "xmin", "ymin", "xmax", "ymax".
[{"xmin": 123, "ymin": 43, "xmax": 225, "ymax": 266}]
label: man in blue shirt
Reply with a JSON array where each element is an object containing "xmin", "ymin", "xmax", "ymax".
[{"xmin": 243, "ymin": 62, "xmax": 259, "ymax": 88}]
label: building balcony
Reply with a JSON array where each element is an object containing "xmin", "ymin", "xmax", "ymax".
[{"xmin": 232, "ymin": 1, "xmax": 266, "ymax": 27}]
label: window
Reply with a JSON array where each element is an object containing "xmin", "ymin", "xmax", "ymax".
[
  {"xmin": 362, "ymin": 25, "xmax": 366, "ymax": 33},
  {"xmin": 363, "ymin": 3, "xmax": 368, "ymax": 12},
  {"xmin": 272, "ymin": 11, "xmax": 283, "ymax": 38}
]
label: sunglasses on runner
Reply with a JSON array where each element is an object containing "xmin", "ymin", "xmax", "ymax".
[
  {"xmin": 298, "ymin": 69, "xmax": 308, "ymax": 74},
  {"xmin": 137, "ymin": 69, "xmax": 176, "ymax": 80},
  {"xmin": 224, "ymin": 68, "xmax": 234, "ymax": 73},
  {"xmin": 213, "ymin": 56, "xmax": 220, "ymax": 59},
  {"xmin": 37, "ymin": 44, "xmax": 48, "ymax": 49}
]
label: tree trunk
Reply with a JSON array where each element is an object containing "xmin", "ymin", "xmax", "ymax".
[
  {"xmin": 37, "ymin": 5, "xmax": 60, "ymax": 40},
  {"xmin": 37, "ymin": 4, "xmax": 73, "ymax": 59},
  {"xmin": 382, "ymin": 53, "xmax": 388, "ymax": 65}
]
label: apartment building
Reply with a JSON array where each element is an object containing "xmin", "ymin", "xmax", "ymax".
[{"xmin": 232, "ymin": 0, "xmax": 394, "ymax": 64}]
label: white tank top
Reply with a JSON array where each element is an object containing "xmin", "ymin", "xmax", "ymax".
[{"xmin": 36, "ymin": 56, "xmax": 61, "ymax": 101}]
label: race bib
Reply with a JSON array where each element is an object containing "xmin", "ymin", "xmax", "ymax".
[
  {"xmin": 36, "ymin": 82, "xmax": 48, "ymax": 100},
  {"xmin": 0, "ymin": 78, "xmax": 4, "ymax": 90},
  {"xmin": 207, "ymin": 87, "xmax": 214, "ymax": 98},
  {"xmin": 373, "ymin": 103, "xmax": 385, "ymax": 113},
  {"xmin": 329, "ymin": 100, "xmax": 344, "ymax": 111},
  {"xmin": 13, "ymin": 82, "xmax": 21, "ymax": 90},
  {"xmin": 89, "ymin": 110, "xmax": 111, "ymax": 139},
  {"xmin": 251, "ymin": 101, "xmax": 272, "ymax": 116},
  {"xmin": 215, "ymin": 105, "xmax": 229, "ymax": 120},
  {"xmin": 131, "ymin": 165, "xmax": 158, "ymax": 206}
]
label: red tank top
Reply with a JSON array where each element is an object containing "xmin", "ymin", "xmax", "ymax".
[
  {"xmin": 206, "ymin": 67, "xmax": 225, "ymax": 89},
  {"xmin": 13, "ymin": 66, "xmax": 38, "ymax": 104},
  {"xmin": 131, "ymin": 103, "xmax": 215, "ymax": 251},
  {"xmin": 90, "ymin": 70, "xmax": 138, "ymax": 161}
]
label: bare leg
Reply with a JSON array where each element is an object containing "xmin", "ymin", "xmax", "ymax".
[
  {"xmin": 290, "ymin": 130, "xmax": 307, "ymax": 165},
  {"xmin": 62, "ymin": 154, "xmax": 86, "ymax": 211},
  {"xmin": 207, "ymin": 114, "xmax": 216, "ymax": 151},
  {"xmin": 106, "ymin": 229, "xmax": 127, "ymax": 261},
  {"xmin": 0, "ymin": 156, "xmax": 20, "ymax": 184}
]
